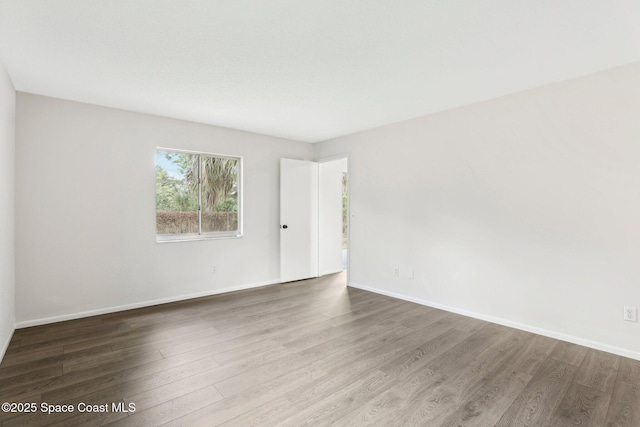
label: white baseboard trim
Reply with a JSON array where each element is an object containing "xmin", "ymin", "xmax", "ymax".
[
  {"xmin": 15, "ymin": 279, "xmax": 281, "ymax": 329},
  {"xmin": 349, "ymin": 281, "xmax": 640, "ymax": 362},
  {"xmin": 1, "ymin": 327, "xmax": 15, "ymax": 362}
]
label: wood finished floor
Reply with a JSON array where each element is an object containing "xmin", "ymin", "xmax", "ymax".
[{"xmin": 1, "ymin": 273, "xmax": 639, "ymax": 427}]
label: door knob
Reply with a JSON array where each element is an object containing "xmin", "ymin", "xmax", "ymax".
[{"xmin": 281, "ymin": 225, "xmax": 288, "ymax": 229}]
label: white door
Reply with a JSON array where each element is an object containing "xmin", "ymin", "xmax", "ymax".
[{"xmin": 280, "ymin": 159, "xmax": 319, "ymax": 282}]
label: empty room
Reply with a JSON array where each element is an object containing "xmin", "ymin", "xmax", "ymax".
[{"xmin": 1, "ymin": 1, "xmax": 640, "ymax": 426}]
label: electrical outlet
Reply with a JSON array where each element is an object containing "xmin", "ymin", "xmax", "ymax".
[
  {"xmin": 393, "ymin": 267, "xmax": 399, "ymax": 277},
  {"xmin": 213, "ymin": 265, "xmax": 217, "ymax": 273},
  {"xmin": 624, "ymin": 306, "xmax": 637, "ymax": 322}
]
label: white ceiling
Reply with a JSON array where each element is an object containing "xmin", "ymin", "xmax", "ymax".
[{"xmin": 1, "ymin": 1, "xmax": 640, "ymax": 143}]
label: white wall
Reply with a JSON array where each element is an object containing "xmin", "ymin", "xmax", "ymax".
[
  {"xmin": 315, "ymin": 63, "xmax": 640, "ymax": 359},
  {"xmin": 0, "ymin": 60, "xmax": 16, "ymax": 359},
  {"xmin": 15, "ymin": 93, "xmax": 313, "ymax": 326}
]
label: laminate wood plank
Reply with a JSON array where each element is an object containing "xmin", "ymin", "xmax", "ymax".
[
  {"xmin": 297, "ymin": 327, "xmax": 469, "ymax": 421},
  {"xmin": 0, "ymin": 345, "xmax": 65, "ymax": 368},
  {"xmin": 304, "ymin": 341, "xmax": 457, "ymax": 427},
  {"xmin": 281, "ymin": 369, "xmax": 392, "ymax": 426},
  {"xmin": 575, "ymin": 348, "xmax": 621, "ymax": 394},
  {"xmin": 10, "ymin": 352, "xmax": 253, "ymax": 427},
  {"xmin": 1, "ymin": 408, "xmax": 63, "ymax": 427},
  {"xmin": 321, "ymin": 322, "xmax": 420, "ymax": 371},
  {"xmin": 550, "ymin": 340, "xmax": 589, "ymax": 366},
  {"xmin": 334, "ymin": 329, "xmax": 473, "ymax": 425},
  {"xmin": 122, "ymin": 365, "xmax": 233, "ymax": 412},
  {"xmin": 3, "ymin": 357, "xmax": 221, "ymax": 426},
  {"xmin": 164, "ymin": 283, "xmax": 344, "ymax": 332},
  {"xmin": 104, "ymin": 327, "xmax": 218, "ymax": 351},
  {"xmin": 375, "ymin": 326, "xmax": 471, "ymax": 377},
  {"xmin": 41, "ymin": 356, "xmax": 217, "ymax": 403},
  {"xmin": 320, "ymin": 291, "xmax": 387, "ymax": 318},
  {"xmin": 279, "ymin": 319, "xmax": 373, "ymax": 353},
  {"xmin": 0, "ymin": 366, "xmax": 62, "ymax": 394},
  {"xmin": 334, "ymin": 369, "xmax": 443, "ymax": 427},
  {"xmin": 107, "ymin": 385, "xmax": 222, "ymax": 427},
  {"xmin": 273, "ymin": 305, "xmax": 339, "ymax": 330},
  {"xmin": 48, "ymin": 406, "xmax": 129, "ymax": 427},
  {"xmin": 0, "ymin": 354, "xmax": 63, "ymax": 381},
  {"xmin": 262, "ymin": 318, "xmax": 339, "ymax": 351},
  {"xmin": 96, "ymin": 341, "xmax": 289, "ymax": 412},
  {"xmin": 160, "ymin": 313, "xmax": 328, "ymax": 360},
  {"xmin": 62, "ymin": 317, "xmax": 214, "ymax": 353},
  {"xmin": 438, "ymin": 369, "xmax": 532, "ymax": 427},
  {"xmin": 12, "ymin": 315, "xmax": 103, "ymax": 340},
  {"xmin": 162, "ymin": 362, "xmax": 329, "ymax": 426},
  {"xmin": 618, "ymin": 357, "xmax": 640, "ymax": 385},
  {"xmin": 61, "ymin": 344, "xmax": 114, "ymax": 361},
  {"xmin": 0, "ymin": 343, "xmax": 115, "ymax": 381},
  {"xmin": 395, "ymin": 329, "xmax": 527, "ymax": 426},
  {"xmin": 322, "ymin": 291, "xmax": 403, "ymax": 318},
  {"xmin": 5, "ymin": 337, "xmax": 21, "ymax": 351},
  {"xmin": 443, "ymin": 311, "xmax": 490, "ymax": 334},
  {"xmin": 197, "ymin": 288, "xmax": 315, "ymax": 322},
  {"xmin": 392, "ymin": 307, "xmax": 452, "ymax": 329},
  {"xmin": 296, "ymin": 323, "xmax": 414, "ymax": 365},
  {"xmin": 296, "ymin": 323, "xmax": 413, "ymax": 365},
  {"xmin": 163, "ymin": 277, "xmax": 342, "ymax": 322},
  {"xmin": 199, "ymin": 284, "xmax": 359, "ymax": 332},
  {"xmin": 1, "ymin": 350, "xmax": 165, "ymax": 403},
  {"xmin": 2, "ymin": 336, "xmax": 96, "ymax": 360},
  {"xmin": 13, "ymin": 322, "xmax": 131, "ymax": 348},
  {"xmin": 211, "ymin": 339, "xmax": 292, "ymax": 366},
  {"xmin": 549, "ymin": 382, "xmax": 611, "ymax": 427},
  {"xmin": 99, "ymin": 303, "xmax": 234, "ymax": 335},
  {"xmin": 495, "ymin": 358, "xmax": 577, "ymax": 427},
  {"xmin": 110, "ymin": 325, "xmax": 224, "ymax": 353},
  {"xmin": 0, "ymin": 401, "xmax": 42, "ymax": 425},
  {"xmin": 424, "ymin": 323, "xmax": 504, "ymax": 374},
  {"xmin": 212, "ymin": 352, "xmax": 309, "ymax": 398},
  {"xmin": 217, "ymin": 396, "xmax": 299, "ymax": 427},
  {"xmin": 506, "ymin": 334, "xmax": 558, "ymax": 375},
  {"xmin": 285, "ymin": 325, "xmax": 438, "ymax": 409},
  {"xmin": 211, "ymin": 332, "xmax": 291, "ymax": 362},
  {"xmin": 202, "ymin": 301, "xmax": 300, "ymax": 333},
  {"xmin": 465, "ymin": 329, "xmax": 534, "ymax": 376},
  {"xmin": 156, "ymin": 313, "xmax": 323, "ymax": 358},
  {"xmin": 295, "ymin": 329, "xmax": 453, "ymax": 412},
  {"xmin": 62, "ymin": 345, "xmax": 158, "ymax": 374},
  {"xmin": 604, "ymin": 380, "xmax": 640, "ymax": 427},
  {"xmin": 167, "ymin": 343, "xmax": 286, "ymax": 385},
  {"xmin": 325, "ymin": 297, "xmax": 408, "ymax": 326}
]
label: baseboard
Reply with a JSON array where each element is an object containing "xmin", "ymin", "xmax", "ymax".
[
  {"xmin": 349, "ymin": 281, "xmax": 640, "ymax": 362},
  {"xmin": 1, "ymin": 327, "xmax": 15, "ymax": 362},
  {"xmin": 15, "ymin": 279, "xmax": 281, "ymax": 329}
]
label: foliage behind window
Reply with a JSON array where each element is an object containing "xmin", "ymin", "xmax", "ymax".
[{"xmin": 155, "ymin": 149, "xmax": 241, "ymax": 240}]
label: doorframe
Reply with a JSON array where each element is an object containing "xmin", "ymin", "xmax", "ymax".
[{"xmin": 317, "ymin": 154, "xmax": 350, "ymax": 285}]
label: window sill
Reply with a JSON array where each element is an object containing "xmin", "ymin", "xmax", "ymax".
[{"xmin": 156, "ymin": 233, "xmax": 243, "ymax": 243}]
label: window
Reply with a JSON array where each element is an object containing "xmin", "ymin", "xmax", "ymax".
[{"xmin": 155, "ymin": 148, "xmax": 242, "ymax": 241}]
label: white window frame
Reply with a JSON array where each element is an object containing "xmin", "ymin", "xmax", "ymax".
[{"xmin": 156, "ymin": 147, "xmax": 243, "ymax": 243}]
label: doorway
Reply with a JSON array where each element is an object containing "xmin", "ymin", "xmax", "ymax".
[
  {"xmin": 319, "ymin": 156, "xmax": 349, "ymax": 277},
  {"xmin": 342, "ymin": 169, "xmax": 348, "ymax": 272}
]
